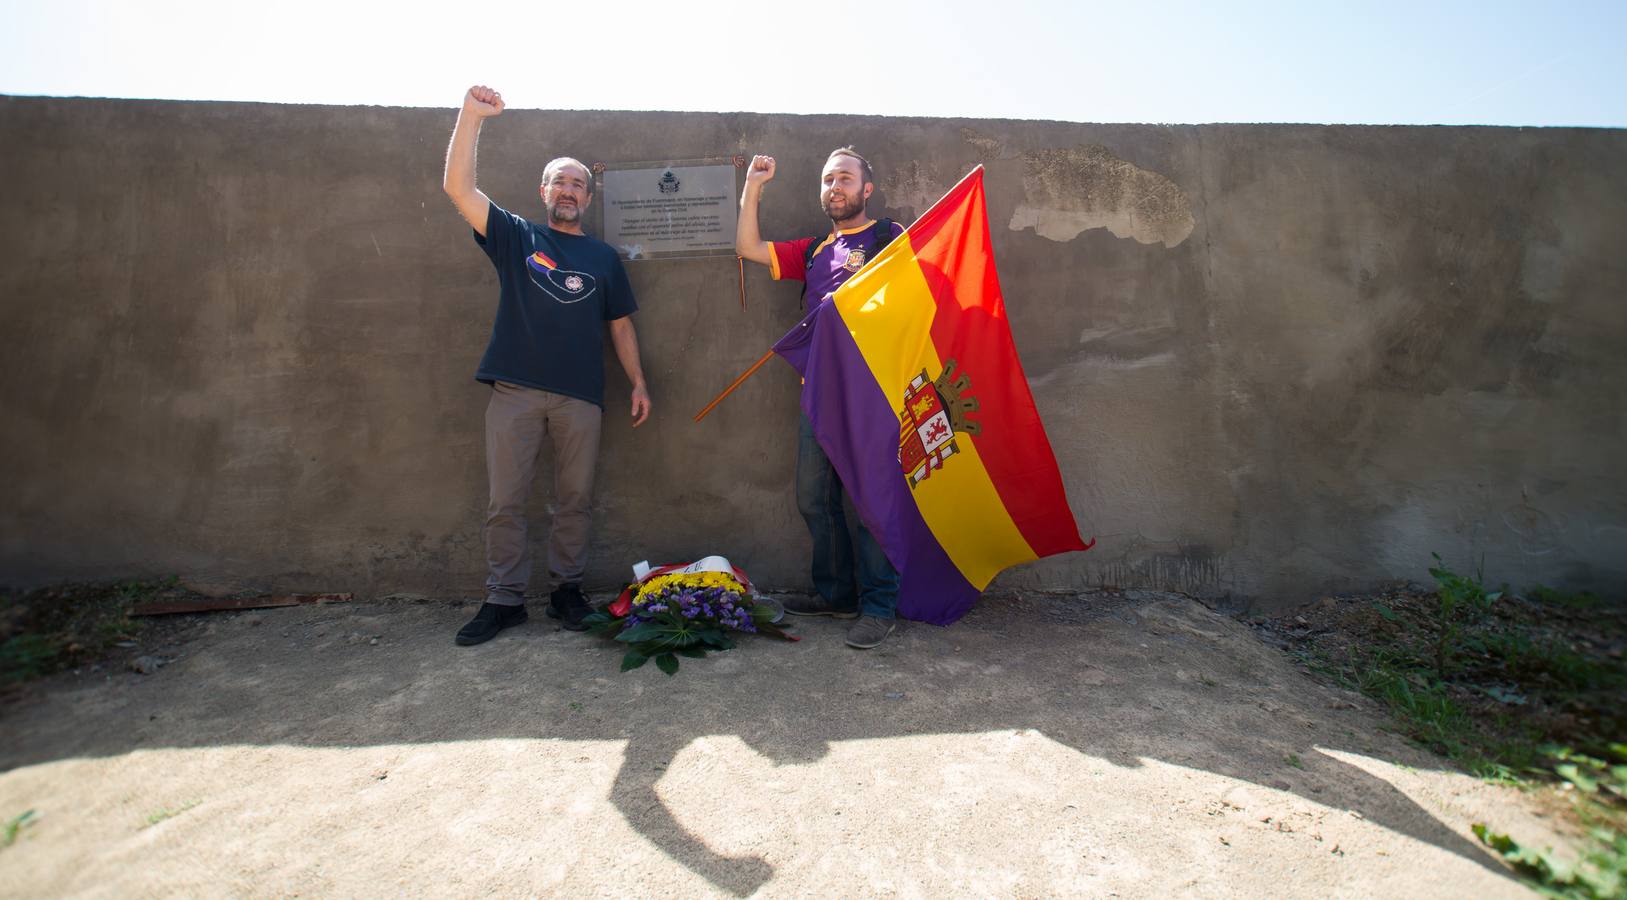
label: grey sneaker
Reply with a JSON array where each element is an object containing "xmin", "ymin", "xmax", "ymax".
[
  {"xmin": 845, "ymin": 615, "xmax": 896, "ymax": 649},
  {"xmin": 782, "ymin": 595, "xmax": 860, "ymax": 619}
]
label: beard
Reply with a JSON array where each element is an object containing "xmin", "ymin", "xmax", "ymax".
[
  {"xmin": 546, "ymin": 199, "xmax": 581, "ymax": 225},
  {"xmin": 822, "ymin": 191, "xmax": 865, "ymax": 222}
]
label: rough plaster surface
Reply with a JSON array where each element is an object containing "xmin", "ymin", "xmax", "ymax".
[
  {"xmin": 1009, "ymin": 143, "xmax": 1197, "ymax": 247},
  {"xmin": 0, "ymin": 593, "xmax": 1562, "ymax": 896},
  {"xmin": 0, "ymin": 98, "xmax": 1623, "ymax": 609}
]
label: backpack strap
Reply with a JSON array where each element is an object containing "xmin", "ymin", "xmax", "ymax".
[{"xmin": 872, "ymin": 217, "xmax": 897, "ymax": 254}]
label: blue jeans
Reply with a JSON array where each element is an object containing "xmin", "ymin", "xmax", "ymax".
[{"xmin": 796, "ymin": 413, "xmax": 899, "ymax": 619}]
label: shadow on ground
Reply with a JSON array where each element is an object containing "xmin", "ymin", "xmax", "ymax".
[{"xmin": 0, "ymin": 591, "xmax": 1521, "ymax": 895}]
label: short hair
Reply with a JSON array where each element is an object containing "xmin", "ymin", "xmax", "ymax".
[
  {"xmin": 827, "ymin": 146, "xmax": 873, "ymax": 186},
  {"xmin": 541, "ymin": 157, "xmax": 594, "ymax": 195}
]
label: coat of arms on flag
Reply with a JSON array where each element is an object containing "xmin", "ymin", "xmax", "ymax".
[{"xmin": 898, "ymin": 359, "xmax": 981, "ymax": 487}]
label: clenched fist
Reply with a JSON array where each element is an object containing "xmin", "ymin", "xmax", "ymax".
[
  {"xmin": 464, "ymin": 85, "xmax": 504, "ymax": 118},
  {"xmin": 744, "ymin": 154, "xmax": 775, "ymax": 186}
]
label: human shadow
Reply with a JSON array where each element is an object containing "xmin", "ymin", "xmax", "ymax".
[{"xmin": 0, "ymin": 592, "xmax": 1516, "ymax": 896}]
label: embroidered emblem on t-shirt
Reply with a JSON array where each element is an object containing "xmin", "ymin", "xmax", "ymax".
[
  {"xmin": 843, "ymin": 248, "xmax": 867, "ymax": 272},
  {"xmin": 564, "ymin": 275, "xmax": 584, "ymax": 292}
]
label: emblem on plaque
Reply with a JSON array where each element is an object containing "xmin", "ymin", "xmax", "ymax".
[{"xmin": 658, "ymin": 170, "xmax": 680, "ymax": 194}]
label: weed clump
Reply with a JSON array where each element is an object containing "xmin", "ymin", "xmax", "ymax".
[
  {"xmin": 1262, "ymin": 559, "xmax": 1623, "ymax": 774},
  {"xmin": 0, "ymin": 578, "xmax": 177, "ymax": 686},
  {"xmin": 1256, "ymin": 558, "xmax": 1626, "ymax": 897}
]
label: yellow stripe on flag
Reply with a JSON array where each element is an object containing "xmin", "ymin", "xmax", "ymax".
[{"xmin": 833, "ymin": 238, "xmax": 1037, "ymax": 589}]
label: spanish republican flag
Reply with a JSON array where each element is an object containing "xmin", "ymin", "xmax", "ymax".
[{"xmin": 773, "ymin": 166, "xmax": 1091, "ymax": 625}]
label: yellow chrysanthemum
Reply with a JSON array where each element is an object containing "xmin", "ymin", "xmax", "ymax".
[{"xmin": 631, "ymin": 570, "xmax": 747, "ymax": 606}]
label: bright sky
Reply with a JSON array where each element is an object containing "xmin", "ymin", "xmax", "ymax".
[{"xmin": 2, "ymin": 0, "xmax": 1622, "ymax": 126}]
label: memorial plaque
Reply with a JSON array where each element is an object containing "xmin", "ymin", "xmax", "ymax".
[{"xmin": 598, "ymin": 161, "xmax": 739, "ymax": 260}]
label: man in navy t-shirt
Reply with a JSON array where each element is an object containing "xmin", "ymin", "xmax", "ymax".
[
  {"xmin": 735, "ymin": 147, "xmax": 902, "ymax": 650},
  {"xmin": 442, "ymin": 85, "xmax": 651, "ymax": 646}
]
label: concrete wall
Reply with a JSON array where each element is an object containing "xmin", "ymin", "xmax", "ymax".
[{"xmin": 2, "ymin": 96, "xmax": 1623, "ymax": 610}]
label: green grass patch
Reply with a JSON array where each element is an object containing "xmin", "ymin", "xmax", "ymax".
[
  {"xmin": 0, "ymin": 634, "xmax": 59, "ymax": 684},
  {"xmin": 0, "ymin": 577, "xmax": 178, "ymax": 686},
  {"xmin": 2, "ymin": 809, "xmax": 38, "ymax": 849},
  {"xmin": 1262, "ymin": 558, "xmax": 1626, "ymax": 894},
  {"xmin": 1529, "ymin": 586, "xmax": 1604, "ymax": 610},
  {"xmin": 142, "ymin": 799, "xmax": 200, "ymax": 829},
  {"xmin": 1261, "ymin": 558, "xmax": 1624, "ymax": 778}
]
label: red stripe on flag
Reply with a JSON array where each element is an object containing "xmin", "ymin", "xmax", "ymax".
[{"xmin": 908, "ymin": 170, "xmax": 1086, "ymax": 557}]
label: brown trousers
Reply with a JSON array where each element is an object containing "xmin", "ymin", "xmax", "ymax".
[{"xmin": 483, "ymin": 382, "xmax": 602, "ymax": 606}]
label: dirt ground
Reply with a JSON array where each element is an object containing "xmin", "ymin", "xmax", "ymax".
[{"xmin": 0, "ymin": 590, "xmax": 1571, "ymax": 897}]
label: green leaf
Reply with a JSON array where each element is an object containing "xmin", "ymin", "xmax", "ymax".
[
  {"xmin": 675, "ymin": 647, "xmax": 708, "ymax": 659},
  {"xmin": 625, "ymin": 641, "xmax": 667, "ymax": 659},
  {"xmin": 757, "ymin": 623, "xmax": 798, "ymax": 642},
  {"xmin": 655, "ymin": 653, "xmax": 679, "ymax": 676},
  {"xmin": 1373, "ymin": 602, "xmax": 1399, "ymax": 622},
  {"xmin": 3, "ymin": 809, "xmax": 38, "ymax": 848},
  {"xmin": 583, "ymin": 616, "xmax": 624, "ymax": 637},
  {"xmin": 695, "ymin": 629, "xmax": 735, "ymax": 650},
  {"xmin": 659, "ymin": 630, "xmax": 702, "ymax": 649},
  {"xmin": 620, "ymin": 650, "xmax": 649, "ymax": 671},
  {"xmin": 615, "ymin": 623, "xmax": 672, "ymax": 644},
  {"xmin": 1473, "ymin": 823, "xmax": 1511, "ymax": 852},
  {"xmin": 1557, "ymin": 764, "xmax": 1599, "ymax": 794}
]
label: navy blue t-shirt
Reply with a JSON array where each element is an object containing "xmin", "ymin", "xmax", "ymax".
[{"xmin": 472, "ymin": 202, "xmax": 637, "ymax": 407}]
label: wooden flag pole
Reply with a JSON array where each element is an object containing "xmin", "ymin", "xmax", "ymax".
[{"xmin": 693, "ymin": 349, "xmax": 776, "ymax": 422}]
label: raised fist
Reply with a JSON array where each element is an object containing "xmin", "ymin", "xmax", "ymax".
[
  {"xmin": 464, "ymin": 85, "xmax": 504, "ymax": 118},
  {"xmin": 745, "ymin": 154, "xmax": 775, "ymax": 186}
]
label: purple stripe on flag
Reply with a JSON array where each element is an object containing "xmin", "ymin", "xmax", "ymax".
[
  {"xmin": 770, "ymin": 304, "xmax": 819, "ymax": 373},
  {"xmin": 773, "ymin": 303, "xmax": 982, "ymax": 626}
]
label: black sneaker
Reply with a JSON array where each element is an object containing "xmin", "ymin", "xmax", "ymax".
[
  {"xmin": 546, "ymin": 582, "xmax": 592, "ymax": 631},
  {"xmin": 455, "ymin": 602, "xmax": 528, "ymax": 646}
]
